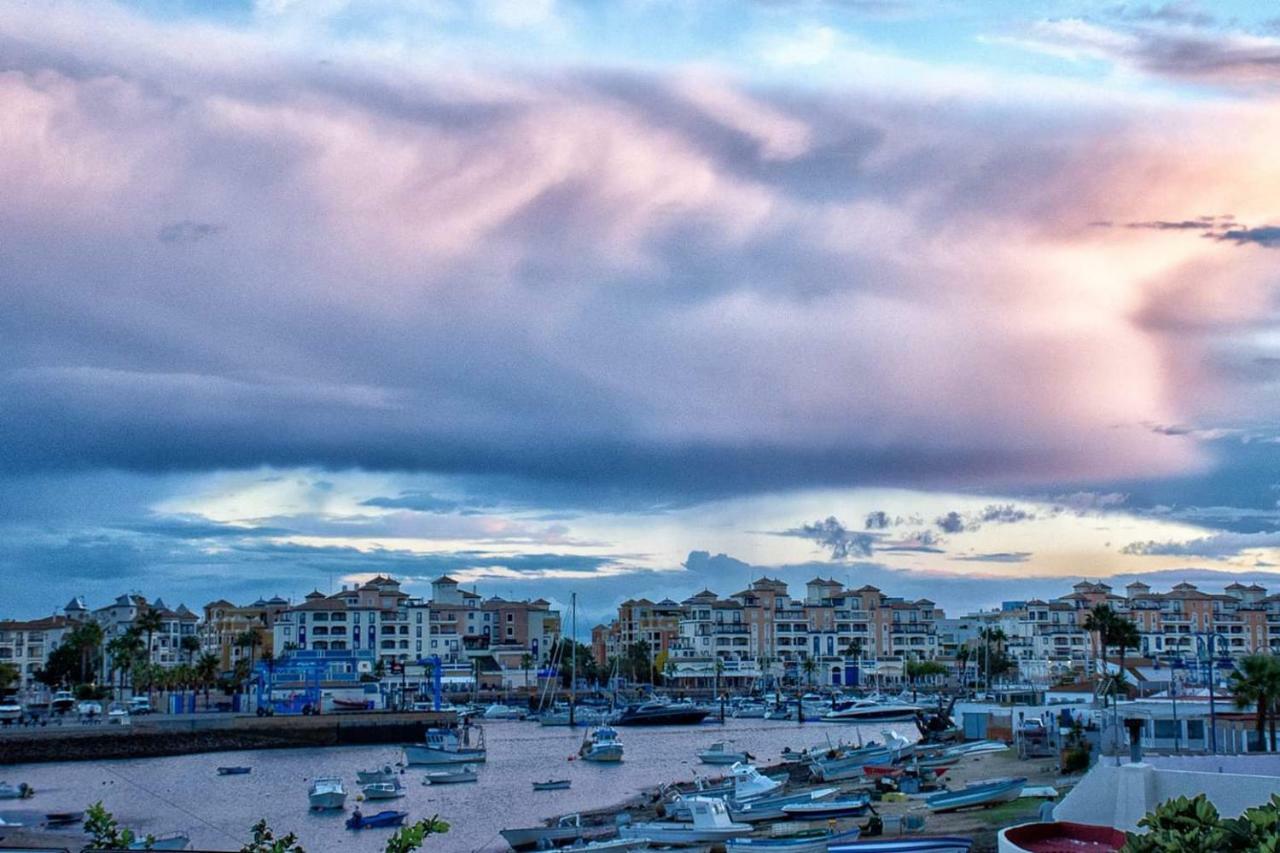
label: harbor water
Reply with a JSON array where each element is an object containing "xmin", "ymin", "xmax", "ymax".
[{"xmin": 0, "ymin": 718, "xmax": 914, "ymax": 852}]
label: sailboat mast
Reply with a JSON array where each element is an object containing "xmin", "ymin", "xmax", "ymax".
[{"xmin": 570, "ymin": 592, "xmax": 577, "ymax": 727}]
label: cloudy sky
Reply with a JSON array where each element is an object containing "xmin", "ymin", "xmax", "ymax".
[{"xmin": 3, "ymin": 0, "xmax": 1280, "ymax": 628}]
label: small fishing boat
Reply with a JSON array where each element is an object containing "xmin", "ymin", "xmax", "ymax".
[
  {"xmin": 619, "ymin": 797, "xmax": 752, "ymax": 845},
  {"xmin": 0, "ymin": 782, "xmax": 34, "ymax": 799},
  {"xmin": 532, "ymin": 779, "xmax": 572, "ymax": 791},
  {"xmin": 422, "ymin": 765, "xmax": 478, "ymax": 785},
  {"xmin": 500, "ymin": 813, "xmax": 614, "ymax": 850},
  {"xmin": 357, "ymin": 765, "xmax": 399, "ymax": 784},
  {"xmin": 44, "ymin": 811, "xmax": 84, "ymax": 825},
  {"xmin": 308, "ymin": 777, "xmax": 347, "ymax": 810},
  {"xmin": 925, "ymin": 777, "xmax": 1026, "ymax": 813},
  {"xmin": 345, "ymin": 809, "xmax": 408, "ymax": 830},
  {"xmin": 728, "ymin": 788, "xmax": 840, "ymax": 823},
  {"xmin": 567, "ymin": 840, "xmax": 649, "ymax": 852},
  {"xmin": 359, "ymin": 780, "xmax": 405, "ymax": 800},
  {"xmin": 127, "ymin": 832, "xmax": 190, "ymax": 850},
  {"xmin": 727, "ymin": 827, "xmax": 863, "ymax": 852},
  {"xmin": 780, "ymin": 795, "xmax": 870, "ymax": 819},
  {"xmin": 698, "ymin": 741, "xmax": 751, "ymax": 765},
  {"xmin": 579, "ymin": 725, "xmax": 625, "ymax": 762},
  {"xmin": 403, "ymin": 726, "xmax": 486, "ymax": 765},
  {"xmin": 731, "ymin": 701, "xmax": 768, "ymax": 719},
  {"xmin": 829, "ymin": 838, "xmax": 973, "ymax": 852},
  {"xmin": 216, "ymin": 766, "xmax": 251, "ymax": 776}
]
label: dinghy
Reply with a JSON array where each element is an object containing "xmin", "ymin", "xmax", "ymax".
[
  {"xmin": 345, "ymin": 810, "xmax": 408, "ymax": 830},
  {"xmin": 532, "ymin": 779, "xmax": 572, "ymax": 791}
]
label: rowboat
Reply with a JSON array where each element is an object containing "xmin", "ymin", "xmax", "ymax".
[
  {"xmin": 728, "ymin": 827, "xmax": 863, "ymax": 852},
  {"xmin": 216, "ymin": 766, "xmax": 251, "ymax": 776},
  {"xmin": 422, "ymin": 765, "xmax": 478, "ymax": 785},
  {"xmin": 780, "ymin": 795, "xmax": 870, "ymax": 819},
  {"xmin": 729, "ymin": 788, "xmax": 840, "ymax": 822},
  {"xmin": 533, "ymin": 779, "xmax": 572, "ymax": 791},
  {"xmin": 925, "ymin": 777, "xmax": 1026, "ymax": 813},
  {"xmin": 830, "ymin": 837, "xmax": 973, "ymax": 852},
  {"xmin": 346, "ymin": 810, "xmax": 408, "ymax": 830}
]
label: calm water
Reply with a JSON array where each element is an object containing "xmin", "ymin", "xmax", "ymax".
[{"xmin": 1, "ymin": 718, "xmax": 910, "ymax": 852}]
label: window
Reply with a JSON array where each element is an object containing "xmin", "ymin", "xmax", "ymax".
[
  {"xmin": 1153, "ymin": 720, "xmax": 1179, "ymax": 739},
  {"xmin": 1186, "ymin": 720, "xmax": 1205, "ymax": 741},
  {"xmin": 506, "ymin": 613, "xmax": 514, "ymax": 623}
]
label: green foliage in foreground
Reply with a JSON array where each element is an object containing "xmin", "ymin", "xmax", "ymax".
[
  {"xmin": 1121, "ymin": 793, "xmax": 1280, "ymax": 853},
  {"xmin": 84, "ymin": 802, "xmax": 141, "ymax": 850}
]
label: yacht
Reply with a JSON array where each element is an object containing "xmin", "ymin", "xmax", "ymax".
[
  {"xmin": 308, "ymin": 777, "xmax": 347, "ymax": 810},
  {"xmin": 579, "ymin": 725, "xmax": 625, "ymax": 762},
  {"xmin": 403, "ymin": 726, "xmax": 486, "ymax": 765},
  {"xmin": 613, "ymin": 699, "xmax": 709, "ymax": 726},
  {"xmin": 822, "ymin": 698, "xmax": 920, "ymax": 723},
  {"xmin": 619, "ymin": 797, "xmax": 752, "ymax": 845}
]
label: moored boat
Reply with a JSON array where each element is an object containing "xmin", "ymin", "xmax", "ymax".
[
  {"xmin": 699, "ymin": 741, "xmax": 751, "ymax": 765},
  {"xmin": 728, "ymin": 827, "xmax": 862, "ymax": 852},
  {"xmin": 532, "ymin": 779, "xmax": 572, "ymax": 791},
  {"xmin": 422, "ymin": 765, "xmax": 478, "ymax": 784},
  {"xmin": 728, "ymin": 787, "xmax": 840, "ymax": 823},
  {"xmin": 44, "ymin": 811, "xmax": 83, "ymax": 825},
  {"xmin": 780, "ymin": 795, "xmax": 870, "ymax": 819},
  {"xmin": 823, "ymin": 699, "xmax": 920, "ymax": 723},
  {"xmin": 613, "ymin": 699, "xmax": 710, "ymax": 726},
  {"xmin": 307, "ymin": 777, "xmax": 347, "ymax": 810},
  {"xmin": 359, "ymin": 780, "xmax": 405, "ymax": 800},
  {"xmin": 830, "ymin": 838, "xmax": 974, "ymax": 852},
  {"xmin": 926, "ymin": 778, "xmax": 1026, "ymax": 813},
  {"xmin": 403, "ymin": 726, "xmax": 486, "ymax": 765},
  {"xmin": 579, "ymin": 725, "xmax": 625, "ymax": 762},
  {"xmin": 345, "ymin": 809, "xmax": 408, "ymax": 830},
  {"xmin": 0, "ymin": 782, "xmax": 34, "ymax": 799},
  {"xmin": 500, "ymin": 813, "xmax": 614, "ymax": 850},
  {"xmin": 620, "ymin": 796, "xmax": 752, "ymax": 845},
  {"xmin": 216, "ymin": 766, "xmax": 251, "ymax": 776},
  {"xmin": 356, "ymin": 765, "xmax": 398, "ymax": 784}
]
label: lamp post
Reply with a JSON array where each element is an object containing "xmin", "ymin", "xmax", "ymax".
[
  {"xmin": 1169, "ymin": 658, "xmax": 1184, "ymax": 754},
  {"xmin": 1192, "ymin": 631, "xmax": 1233, "ymax": 755}
]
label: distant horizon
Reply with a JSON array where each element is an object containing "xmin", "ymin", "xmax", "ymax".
[{"xmin": 3, "ymin": 1, "xmax": 1280, "ymax": 620}]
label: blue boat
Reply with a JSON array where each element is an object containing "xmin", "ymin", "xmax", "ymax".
[
  {"xmin": 727, "ymin": 827, "xmax": 862, "ymax": 852},
  {"xmin": 780, "ymin": 795, "xmax": 871, "ymax": 819},
  {"xmin": 830, "ymin": 838, "xmax": 973, "ymax": 853},
  {"xmin": 925, "ymin": 777, "xmax": 1025, "ymax": 813},
  {"xmin": 346, "ymin": 810, "xmax": 409, "ymax": 830}
]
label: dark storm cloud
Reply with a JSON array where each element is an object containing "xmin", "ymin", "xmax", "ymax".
[
  {"xmin": 935, "ymin": 511, "xmax": 967, "ymax": 534},
  {"xmin": 1218, "ymin": 226, "xmax": 1280, "ymax": 248},
  {"xmin": 878, "ymin": 529, "xmax": 945, "ymax": 553},
  {"xmin": 360, "ymin": 492, "xmax": 496, "ymax": 515},
  {"xmin": 780, "ymin": 517, "xmax": 879, "ymax": 559}
]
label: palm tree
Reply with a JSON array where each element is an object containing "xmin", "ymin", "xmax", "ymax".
[
  {"xmin": 801, "ymin": 656, "xmax": 818, "ymax": 687},
  {"xmin": 1083, "ymin": 604, "xmax": 1117, "ymax": 681},
  {"xmin": 1112, "ymin": 617, "xmax": 1141, "ymax": 697},
  {"xmin": 195, "ymin": 653, "xmax": 220, "ymax": 710},
  {"xmin": 978, "ymin": 627, "xmax": 1007, "ymax": 690},
  {"xmin": 956, "ymin": 646, "xmax": 972, "ymax": 686},
  {"xmin": 106, "ymin": 629, "xmax": 144, "ymax": 700},
  {"xmin": 180, "ymin": 635, "xmax": 201, "ymax": 665},
  {"xmin": 1231, "ymin": 654, "xmax": 1280, "ymax": 752},
  {"xmin": 71, "ymin": 621, "xmax": 104, "ymax": 686},
  {"xmin": 135, "ymin": 606, "xmax": 164, "ymax": 668},
  {"xmin": 520, "ymin": 653, "xmax": 534, "ymax": 690},
  {"xmin": 235, "ymin": 630, "xmax": 262, "ymax": 703},
  {"xmin": 906, "ymin": 658, "xmax": 948, "ymax": 702}
]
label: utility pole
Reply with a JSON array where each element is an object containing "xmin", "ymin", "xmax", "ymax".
[{"xmin": 569, "ymin": 592, "xmax": 577, "ymax": 728}]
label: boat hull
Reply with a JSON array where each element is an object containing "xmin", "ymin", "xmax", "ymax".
[
  {"xmin": 780, "ymin": 798, "xmax": 870, "ymax": 819},
  {"xmin": 728, "ymin": 828, "xmax": 862, "ymax": 852},
  {"xmin": 830, "ymin": 838, "xmax": 974, "ymax": 852},
  {"xmin": 499, "ymin": 825, "xmax": 612, "ymax": 850},
  {"xmin": 620, "ymin": 824, "xmax": 752, "ymax": 844},
  {"xmin": 308, "ymin": 793, "xmax": 347, "ymax": 810},
  {"xmin": 926, "ymin": 779, "xmax": 1026, "ymax": 813},
  {"xmin": 403, "ymin": 745, "xmax": 486, "ymax": 765},
  {"xmin": 532, "ymin": 780, "xmax": 572, "ymax": 791}
]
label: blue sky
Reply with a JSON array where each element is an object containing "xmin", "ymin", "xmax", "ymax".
[{"xmin": 2, "ymin": 0, "xmax": 1280, "ymax": 626}]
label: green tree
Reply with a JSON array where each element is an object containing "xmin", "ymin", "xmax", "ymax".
[
  {"xmin": 801, "ymin": 656, "xmax": 817, "ymax": 687},
  {"xmin": 1083, "ymin": 604, "xmax": 1117, "ymax": 680},
  {"xmin": 106, "ymin": 628, "xmax": 144, "ymax": 699},
  {"xmin": 905, "ymin": 659, "xmax": 948, "ymax": 702},
  {"xmin": 1231, "ymin": 654, "xmax": 1280, "ymax": 752},
  {"xmin": 382, "ymin": 816, "xmax": 450, "ymax": 853},
  {"xmin": 0, "ymin": 661, "xmax": 20, "ymax": 693},
  {"xmin": 236, "ymin": 629, "xmax": 263, "ymax": 698},
  {"xmin": 842, "ymin": 638, "xmax": 864, "ymax": 660},
  {"xmin": 136, "ymin": 606, "xmax": 164, "ymax": 668},
  {"xmin": 955, "ymin": 646, "xmax": 972, "ymax": 684},
  {"xmin": 83, "ymin": 801, "xmax": 139, "ymax": 850},
  {"xmin": 1120, "ymin": 792, "xmax": 1280, "ymax": 853},
  {"xmin": 195, "ymin": 652, "xmax": 220, "ymax": 709},
  {"xmin": 181, "ymin": 634, "xmax": 202, "ymax": 665},
  {"xmin": 239, "ymin": 820, "xmax": 304, "ymax": 853},
  {"xmin": 520, "ymin": 653, "xmax": 534, "ymax": 689},
  {"xmin": 1112, "ymin": 616, "xmax": 1141, "ymax": 694}
]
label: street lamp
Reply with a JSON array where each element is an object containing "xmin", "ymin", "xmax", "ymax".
[
  {"xmin": 1193, "ymin": 632, "xmax": 1233, "ymax": 755},
  {"xmin": 1169, "ymin": 657, "xmax": 1185, "ymax": 754}
]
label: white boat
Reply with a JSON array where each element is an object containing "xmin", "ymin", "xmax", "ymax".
[
  {"xmin": 667, "ymin": 765, "xmax": 794, "ymax": 820},
  {"xmin": 127, "ymin": 832, "xmax": 190, "ymax": 850},
  {"xmin": 500, "ymin": 813, "xmax": 614, "ymax": 850},
  {"xmin": 422, "ymin": 764, "xmax": 479, "ymax": 784},
  {"xmin": 404, "ymin": 726, "xmax": 486, "ymax": 765},
  {"xmin": 729, "ymin": 787, "xmax": 840, "ymax": 822},
  {"xmin": 356, "ymin": 765, "xmax": 398, "ymax": 784},
  {"xmin": 308, "ymin": 777, "xmax": 347, "ymax": 810},
  {"xmin": 621, "ymin": 797, "xmax": 753, "ymax": 845},
  {"xmin": 0, "ymin": 782, "xmax": 34, "ymax": 800},
  {"xmin": 0, "ymin": 700, "xmax": 22, "ymax": 723},
  {"xmin": 698, "ymin": 741, "xmax": 751, "ymax": 765},
  {"xmin": 823, "ymin": 698, "xmax": 921, "ymax": 722},
  {"xmin": 570, "ymin": 840, "xmax": 650, "ymax": 852},
  {"xmin": 50, "ymin": 691, "xmax": 75, "ymax": 714},
  {"xmin": 359, "ymin": 780, "xmax": 405, "ymax": 800},
  {"xmin": 482, "ymin": 703, "xmax": 527, "ymax": 720},
  {"xmin": 728, "ymin": 827, "xmax": 862, "ymax": 852},
  {"xmin": 579, "ymin": 725, "xmax": 625, "ymax": 762},
  {"xmin": 731, "ymin": 701, "xmax": 768, "ymax": 718}
]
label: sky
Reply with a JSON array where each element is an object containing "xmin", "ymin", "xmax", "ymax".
[{"xmin": 3, "ymin": 0, "xmax": 1280, "ymax": 629}]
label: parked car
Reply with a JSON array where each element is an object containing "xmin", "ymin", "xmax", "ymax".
[{"xmin": 128, "ymin": 697, "xmax": 153, "ymax": 715}]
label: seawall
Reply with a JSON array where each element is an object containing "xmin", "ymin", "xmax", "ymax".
[{"xmin": 0, "ymin": 710, "xmax": 455, "ymax": 764}]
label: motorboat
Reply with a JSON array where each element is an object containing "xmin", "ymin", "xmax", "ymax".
[
  {"xmin": 44, "ymin": 811, "xmax": 84, "ymax": 825},
  {"xmin": 727, "ymin": 827, "xmax": 863, "ymax": 852},
  {"xmin": 936, "ymin": 740, "xmax": 1007, "ymax": 758},
  {"xmin": 698, "ymin": 741, "xmax": 751, "ymax": 765},
  {"xmin": 579, "ymin": 725, "xmax": 625, "ymax": 762},
  {"xmin": 500, "ymin": 813, "xmax": 615, "ymax": 850},
  {"xmin": 332, "ymin": 697, "xmax": 372, "ymax": 712},
  {"xmin": 619, "ymin": 797, "xmax": 752, "ymax": 845},
  {"xmin": 307, "ymin": 777, "xmax": 347, "ymax": 810},
  {"xmin": 359, "ymin": 780, "xmax": 405, "ymax": 800},
  {"xmin": 50, "ymin": 691, "xmax": 76, "ymax": 714},
  {"xmin": 925, "ymin": 777, "xmax": 1026, "ymax": 813},
  {"xmin": 127, "ymin": 832, "xmax": 190, "ymax": 850},
  {"xmin": 422, "ymin": 765, "xmax": 478, "ymax": 784},
  {"xmin": 731, "ymin": 701, "xmax": 768, "ymax": 719},
  {"xmin": 403, "ymin": 726, "xmax": 486, "ymax": 765},
  {"xmin": 541, "ymin": 707, "xmax": 605, "ymax": 727},
  {"xmin": 829, "ymin": 838, "xmax": 974, "ymax": 852},
  {"xmin": 356, "ymin": 765, "xmax": 398, "ymax": 784},
  {"xmin": 998, "ymin": 821, "xmax": 1125, "ymax": 852},
  {"xmin": 823, "ymin": 699, "xmax": 920, "ymax": 723},
  {"xmin": 0, "ymin": 782, "xmax": 34, "ymax": 799},
  {"xmin": 216, "ymin": 766, "xmax": 251, "ymax": 776},
  {"xmin": 780, "ymin": 795, "xmax": 870, "ymax": 819},
  {"xmin": 763, "ymin": 704, "xmax": 796, "ymax": 721},
  {"xmin": 533, "ymin": 779, "xmax": 572, "ymax": 791},
  {"xmin": 612, "ymin": 699, "xmax": 710, "ymax": 726},
  {"xmin": 483, "ymin": 703, "xmax": 527, "ymax": 720},
  {"xmin": 346, "ymin": 810, "xmax": 408, "ymax": 830},
  {"xmin": 808, "ymin": 747, "xmax": 894, "ymax": 782},
  {"xmin": 0, "ymin": 700, "xmax": 23, "ymax": 723},
  {"xmin": 728, "ymin": 788, "xmax": 840, "ymax": 823}
]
